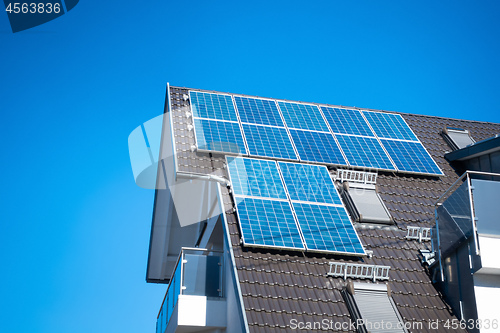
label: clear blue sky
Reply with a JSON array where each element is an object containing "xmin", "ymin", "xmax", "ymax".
[{"xmin": 1, "ymin": 1, "xmax": 499, "ymax": 332}]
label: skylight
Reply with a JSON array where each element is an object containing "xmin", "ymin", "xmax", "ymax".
[
  {"xmin": 336, "ymin": 170, "xmax": 393, "ymax": 225},
  {"xmin": 342, "ymin": 282, "xmax": 408, "ymax": 333},
  {"xmin": 442, "ymin": 127, "xmax": 475, "ymax": 151}
]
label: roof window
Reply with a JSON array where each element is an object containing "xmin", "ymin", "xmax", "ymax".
[
  {"xmin": 442, "ymin": 127, "xmax": 475, "ymax": 150},
  {"xmin": 342, "ymin": 282, "xmax": 408, "ymax": 333},
  {"xmin": 336, "ymin": 170, "xmax": 393, "ymax": 224}
]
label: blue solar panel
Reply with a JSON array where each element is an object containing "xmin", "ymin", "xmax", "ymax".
[
  {"xmin": 189, "ymin": 91, "xmax": 237, "ymax": 122},
  {"xmin": 293, "ymin": 203, "xmax": 365, "ymax": 254},
  {"xmin": 363, "ymin": 111, "xmax": 418, "ymax": 141},
  {"xmin": 234, "ymin": 96, "xmax": 284, "ymax": 127},
  {"xmin": 278, "ymin": 162, "xmax": 342, "ymax": 205},
  {"xmin": 380, "ymin": 139, "xmax": 443, "ymax": 175},
  {"xmin": 226, "ymin": 157, "xmax": 287, "ymax": 199},
  {"xmin": 289, "ymin": 129, "xmax": 346, "ymax": 165},
  {"xmin": 193, "ymin": 119, "xmax": 246, "ymax": 154},
  {"xmin": 321, "ymin": 107, "xmax": 374, "ymax": 137},
  {"xmin": 278, "ymin": 101, "xmax": 329, "ymax": 132},
  {"xmin": 336, "ymin": 134, "xmax": 396, "ymax": 170},
  {"xmin": 242, "ymin": 124, "xmax": 297, "ymax": 160},
  {"xmin": 236, "ymin": 197, "xmax": 304, "ymax": 250}
]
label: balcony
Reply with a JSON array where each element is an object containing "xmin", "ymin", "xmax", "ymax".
[
  {"xmin": 434, "ymin": 171, "xmax": 500, "ymax": 328},
  {"xmin": 435, "ymin": 171, "xmax": 500, "ymax": 264},
  {"xmin": 156, "ymin": 248, "xmax": 226, "ymax": 333}
]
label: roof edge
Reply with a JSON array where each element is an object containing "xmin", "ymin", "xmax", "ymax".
[
  {"xmin": 170, "ymin": 85, "xmax": 500, "ymax": 126},
  {"xmin": 445, "ymin": 135, "xmax": 500, "ymax": 162}
]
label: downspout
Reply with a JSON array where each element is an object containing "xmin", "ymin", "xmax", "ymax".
[{"xmin": 176, "ymin": 171, "xmax": 231, "ymax": 187}]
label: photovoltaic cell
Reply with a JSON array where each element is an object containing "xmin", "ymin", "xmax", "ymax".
[
  {"xmin": 278, "ymin": 101, "xmax": 329, "ymax": 132},
  {"xmin": 236, "ymin": 197, "xmax": 304, "ymax": 250},
  {"xmin": 278, "ymin": 162, "xmax": 342, "ymax": 205},
  {"xmin": 193, "ymin": 118, "xmax": 246, "ymax": 154},
  {"xmin": 380, "ymin": 139, "xmax": 443, "ymax": 175},
  {"xmin": 226, "ymin": 157, "xmax": 286, "ymax": 199},
  {"xmin": 189, "ymin": 91, "xmax": 237, "ymax": 122},
  {"xmin": 242, "ymin": 124, "xmax": 297, "ymax": 160},
  {"xmin": 321, "ymin": 107, "xmax": 374, "ymax": 137},
  {"xmin": 363, "ymin": 111, "xmax": 418, "ymax": 141},
  {"xmin": 289, "ymin": 129, "xmax": 346, "ymax": 165},
  {"xmin": 234, "ymin": 96, "xmax": 284, "ymax": 127},
  {"xmin": 293, "ymin": 203, "xmax": 365, "ymax": 254},
  {"xmin": 336, "ymin": 134, "xmax": 396, "ymax": 170}
]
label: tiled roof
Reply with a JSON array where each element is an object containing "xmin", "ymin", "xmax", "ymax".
[{"xmin": 168, "ymin": 86, "xmax": 500, "ymax": 333}]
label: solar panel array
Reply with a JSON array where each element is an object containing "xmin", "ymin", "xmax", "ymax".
[
  {"xmin": 189, "ymin": 90, "xmax": 443, "ymax": 176},
  {"xmin": 234, "ymin": 96, "xmax": 283, "ymax": 126},
  {"xmin": 321, "ymin": 106, "xmax": 373, "ymax": 137},
  {"xmin": 278, "ymin": 161, "xmax": 342, "ymax": 205},
  {"xmin": 235, "ymin": 198, "xmax": 304, "ymax": 250},
  {"xmin": 363, "ymin": 111, "xmax": 418, "ymax": 141},
  {"xmin": 380, "ymin": 139, "xmax": 443, "ymax": 175},
  {"xmin": 193, "ymin": 119, "xmax": 246, "ymax": 154},
  {"xmin": 289, "ymin": 129, "xmax": 346, "ymax": 165},
  {"xmin": 293, "ymin": 203, "xmax": 365, "ymax": 253},
  {"xmin": 227, "ymin": 157, "xmax": 287, "ymax": 199},
  {"xmin": 278, "ymin": 101, "xmax": 329, "ymax": 132},
  {"xmin": 335, "ymin": 134, "xmax": 395, "ymax": 170},
  {"xmin": 242, "ymin": 124, "xmax": 297, "ymax": 160},
  {"xmin": 190, "ymin": 91, "xmax": 248, "ymax": 155},
  {"xmin": 190, "ymin": 91, "xmax": 238, "ymax": 122},
  {"xmin": 227, "ymin": 157, "xmax": 365, "ymax": 255}
]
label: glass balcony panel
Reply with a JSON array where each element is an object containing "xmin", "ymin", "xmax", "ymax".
[
  {"xmin": 438, "ymin": 181, "xmax": 473, "ymax": 257},
  {"xmin": 156, "ymin": 252, "xmax": 183, "ymax": 333},
  {"xmin": 471, "ymin": 179, "xmax": 500, "ymax": 236},
  {"xmin": 156, "ymin": 248, "xmax": 223, "ymax": 332},
  {"xmin": 173, "ymin": 261, "xmax": 181, "ymax": 307},
  {"xmin": 182, "ymin": 252, "xmax": 222, "ymax": 297}
]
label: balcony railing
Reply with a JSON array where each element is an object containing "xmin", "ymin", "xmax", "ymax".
[
  {"xmin": 435, "ymin": 171, "xmax": 500, "ymax": 279},
  {"xmin": 156, "ymin": 248, "xmax": 223, "ymax": 333}
]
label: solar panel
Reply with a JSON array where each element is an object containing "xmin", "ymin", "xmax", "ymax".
[
  {"xmin": 242, "ymin": 124, "xmax": 297, "ymax": 160},
  {"xmin": 278, "ymin": 162, "xmax": 342, "ymax": 205},
  {"xmin": 292, "ymin": 202, "xmax": 365, "ymax": 254},
  {"xmin": 189, "ymin": 91, "xmax": 237, "ymax": 122},
  {"xmin": 226, "ymin": 157, "xmax": 287, "ymax": 199},
  {"xmin": 234, "ymin": 96, "xmax": 284, "ymax": 127},
  {"xmin": 362, "ymin": 111, "xmax": 418, "ymax": 141},
  {"xmin": 193, "ymin": 118, "xmax": 247, "ymax": 154},
  {"xmin": 380, "ymin": 139, "xmax": 443, "ymax": 175},
  {"xmin": 335, "ymin": 134, "xmax": 396, "ymax": 170},
  {"xmin": 226, "ymin": 157, "xmax": 366, "ymax": 255},
  {"xmin": 235, "ymin": 197, "xmax": 305, "ymax": 250},
  {"xmin": 321, "ymin": 107, "xmax": 374, "ymax": 137},
  {"xmin": 278, "ymin": 101, "xmax": 329, "ymax": 132},
  {"xmin": 289, "ymin": 129, "xmax": 346, "ymax": 165}
]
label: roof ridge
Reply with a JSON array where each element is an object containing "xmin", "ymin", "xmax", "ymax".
[{"xmin": 170, "ymin": 85, "xmax": 500, "ymax": 125}]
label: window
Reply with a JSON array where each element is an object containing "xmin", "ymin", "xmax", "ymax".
[
  {"xmin": 342, "ymin": 282, "xmax": 408, "ymax": 333},
  {"xmin": 442, "ymin": 127, "xmax": 475, "ymax": 150},
  {"xmin": 337, "ymin": 170, "xmax": 393, "ymax": 224}
]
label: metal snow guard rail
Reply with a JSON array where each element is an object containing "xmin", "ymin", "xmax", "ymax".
[
  {"xmin": 327, "ymin": 262, "xmax": 390, "ymax": 282},
  {"xmin": 337, "ymin": 169, "xmax": 377, "ymax": 184},
  {"xmin": 406, "ymin": 226, "xmax": 432, "ymax": 242}
]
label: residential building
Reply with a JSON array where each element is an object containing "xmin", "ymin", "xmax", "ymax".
[{"xmin": 136, "ymin": 85, "xmax": 500, "ymax": 333}]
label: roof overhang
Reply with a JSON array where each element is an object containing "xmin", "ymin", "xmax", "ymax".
[
  {"xmin": 146, "ymin": 88, "xmax": 223, "ymax": 283},
  {"xmin": 445, "ymin": 135, "xmax": 500, "ymax": 162}
]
